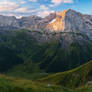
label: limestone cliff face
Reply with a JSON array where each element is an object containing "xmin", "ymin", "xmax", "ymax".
[
  {"xmin": 46, "ymin": 10, "xmax": 67, "ymax": 32},
  {"xmin": 46, "ymin": 9, "xmax": 92, "ymax": 40},
  {"xmin": 0, "ymin": 9, "xmax": 92, "ymax": 40},
  {"xmin": 0, "ymin": 15, "xmax": 19, "ymax": 30},
  {"xmin": 46, "ymin": 9, "xmax": 86, "ymax": 33},
  {"xmin": 19, "ymin": 15, "xmax": 42, "ymax": 30}
]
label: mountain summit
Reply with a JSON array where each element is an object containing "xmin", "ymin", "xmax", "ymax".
[
  {"xmin": 0, "ymin": 9, "xmax": 92, "ymax": 40},
  {"xmin": 46, "ymin": 9, "xmax": 92, "ymax": 39}
]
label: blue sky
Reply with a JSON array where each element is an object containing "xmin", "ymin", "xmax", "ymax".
[{"xmin": 0, "ymin": 0, "xmax": 92, "ymax": 18}]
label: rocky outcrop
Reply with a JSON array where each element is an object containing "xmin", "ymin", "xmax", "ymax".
[
  {"xmin": 0, "ymin": 9, "xmax": 92, "ymax": 40},
  {"xmin": 0, "ymin": 15, "xmax": 20, "ymax": 30},
  {"xmin": 46, "ymin": 9, "xmax": 92, "ymax": 40},
  {"xmin": 19, "ymin": 15, "xmax": 42, "ymax": 30}
]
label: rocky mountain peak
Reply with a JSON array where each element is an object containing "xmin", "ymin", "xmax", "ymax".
[
  {"xmin": 56, "ymin": 9, "xmax": 71, "ymax": 15},
  {"xmin": 46, "ymin": 9, "xmax": 81, "ymax": 32},
  {"xmin": 44, "ymin": 9, "xmax": 92, "ymax": 40},
  {"xmin": 0, "ymin": 9, "xmax": 92, "ymax": 40}
]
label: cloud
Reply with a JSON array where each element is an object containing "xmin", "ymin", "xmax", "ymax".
[
  {"xmin": 29, "ymin": 0, "xmax": 37, "ymax": 2},
  {"xmin": 36, "ymin": 5, "xmax": 54, "ymax": 17},
  {"xmin": 0, "ymin": 1, "xmax": 18, "ymax": 11},
  {"xmin": 15, "ymin": 7, "xmax": 28, "ymax": 13},
  {"xmin": 50, "ymin": 0, "xmax": 73, "ymax": 7},
  {"xmin": 0, "ymin": 0, "xmax": 54, "ymax": 18},
  {"xmin": 7, "ymin": 14, "xmax": 23, "ymax": 19},
  {"xmin": 37, "ymin": 10, "xmax": 54, "ymax": 17},
  {"xmin": 20, "ymin": 1, "xmax": 26, "ymax": 4},
  {"xmin": 40, "ymin": 5, "xmax": 49, "ymax": 10}
]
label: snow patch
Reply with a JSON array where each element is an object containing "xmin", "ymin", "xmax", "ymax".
[{"xmin": 49, "ymin": 19, "xmax": 56, "ymax": 23}]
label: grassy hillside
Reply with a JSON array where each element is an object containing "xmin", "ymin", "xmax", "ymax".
[
  {"xmin": 75, "ymin": 85, "xmax": 92, "ymax": 92},
  {"xmin": 0, "ymin": 74, "xmax": 73, "ymax": 92},
  {"xmin": 0, "ymin": 66, "xmax": 92, "ymax": 92},
  {"xmin": 1, "ymin": 67, "xmax": 92, "ymax": 92},
  {"xmin": 40, "ymin": 60, "xmax": 92, "ymax": 89},
  {"xmin": 1, "ymin": 74, "xmax": 92, "ymax": 92},
  {"xmin": 0, "ymin": 29, "xmax": 92, "ymax": 74}
]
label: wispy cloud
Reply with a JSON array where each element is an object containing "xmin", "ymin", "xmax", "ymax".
[
  {"xmin": 36, "ymin": 5, "xmax": 54, "ymax": 17},
  {"xmin": 20, "ymin": 1, "xmax": 26, "ymax": 4},
  {"xmin": 29, "ymin": 0, "xmax": 37, "ymax": 2},
  {"xmin": 15, "ymin": 7, "xmax": 28, "ymax": 13},
  {"xmin": 0, "ymin": 0, "xmax": 18, "ymax": 11},
  {"xmin": 0, "ymin": 0, "xmax": 75, "ymax": 18},
  {"xmin": 50, "ymin": 0, "xmax": 73, "ymax": 7}
]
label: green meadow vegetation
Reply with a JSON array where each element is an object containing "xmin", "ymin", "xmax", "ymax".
[
  {"xmin": 40, "ymin": 60, "xmax": 92, "ymax": 88},
  {"xmin": 0, "ymin": 74, "xmax": 72, "ymax": 92},
  {"xmin": 0, "ymin": 29, "xmax": 92, "ymax": 92},
  {"xmin": 0, "ymin": 29, "xmax": 92, "ymax": 74},
  {"xmin": 1, "ymin": 61, "xmax": 92, "ymax": 92}
]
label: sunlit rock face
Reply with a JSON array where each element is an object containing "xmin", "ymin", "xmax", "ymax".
[
  {"xmin": 45, "ymin": 9, "xmax": 92, "ymax": 40},
  {"xmin": 46, "ymin": 9, "xmax": 86, "ymax": 33},
  {"xmin": 46, "ymin": 10, "xmax": 67, "ymax": 32}
]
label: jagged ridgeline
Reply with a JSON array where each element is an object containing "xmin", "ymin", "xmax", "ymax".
[{"xmin": 0, "ymin": 9, "xmax": 92, "ymax": 73}]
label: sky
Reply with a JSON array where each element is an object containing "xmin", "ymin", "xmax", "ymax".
[{"xmin": 0, "ymin": 0, "xmax": 92, "ymax": 18}]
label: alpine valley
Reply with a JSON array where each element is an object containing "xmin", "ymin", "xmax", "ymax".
[{"xmin": 0, "ymin": 9, "xmax": 92, "ymax": 92}]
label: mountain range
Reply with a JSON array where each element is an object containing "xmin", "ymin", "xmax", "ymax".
[
  {"xmin": 0, "ymin": 9, "xmax": 92, "ymax": 39},
  {"xmin": 0, "ymin": 9, "xmax": 92, "ymax": 92}
]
